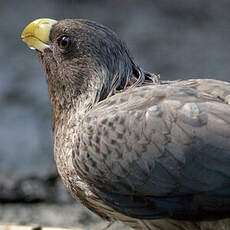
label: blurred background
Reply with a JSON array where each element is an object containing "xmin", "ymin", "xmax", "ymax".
[{"xmin": 1, "ymin": 0, "xmax": 230, "ymax": 229}]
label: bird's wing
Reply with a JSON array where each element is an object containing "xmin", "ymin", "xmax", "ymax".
[
  {"xmin": 171, "ymin": 79, "xmax": 230, "ymax": 103},
  {"xmin": 74, "ymin": 79, "xmax": 230, "ymax": 220}
]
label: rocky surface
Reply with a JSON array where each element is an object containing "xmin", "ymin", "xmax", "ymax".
[{"xmin": 1, "ymin": 0, "xmax": 230, "ymax": 228}]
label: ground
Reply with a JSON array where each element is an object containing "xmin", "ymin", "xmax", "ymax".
[{"xmin": 0, "ymin": 203, "xmax": 131, "ymax": 230}]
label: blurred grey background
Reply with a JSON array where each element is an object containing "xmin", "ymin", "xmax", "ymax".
[{"xmin": 1, "ymin": 0, "xmax": 230, "ymax": 229}]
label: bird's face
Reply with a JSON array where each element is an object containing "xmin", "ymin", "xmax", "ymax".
[
  {"xmin": 21, "ymin": 18, "xmax": 135, "ymax": 110},
  {"xmin": 21, "ymin": 19, "xmax": 102, "ymax": 96}
]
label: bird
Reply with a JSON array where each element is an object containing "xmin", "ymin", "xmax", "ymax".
[{"xmin": 21, "ymin": 18, "xmax": 230, "ymax": 230}]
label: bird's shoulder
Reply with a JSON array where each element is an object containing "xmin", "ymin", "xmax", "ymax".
[{"xmin": 89, "ymin": 78, "xmax": 230, "ymax": 116}]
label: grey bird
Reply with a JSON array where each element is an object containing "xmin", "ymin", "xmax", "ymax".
[{"xmin": 21, "ymin": 18, "xmax": 230, "ymax": 230}]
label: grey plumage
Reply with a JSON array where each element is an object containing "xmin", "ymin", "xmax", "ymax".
[
  {"xmin": 77, "ymin": 79, "xmax": 230, "ymax": 220},
  {"xmin": 22, "ymin": 19, "xmax": 230, "ymax": 230}
]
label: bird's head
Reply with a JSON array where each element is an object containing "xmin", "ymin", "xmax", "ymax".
[{"xmin": 21, "ymin": 18, "xmax": 142, "ymax": 113}]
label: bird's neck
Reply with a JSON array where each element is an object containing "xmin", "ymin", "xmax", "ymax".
[
  {"xmin": 50, "ymin": 79, "xmax": 101, "ymax": 130},
  {"xmin": 50, "ymin": 82, "xmax": 103, "ymax": 186}
]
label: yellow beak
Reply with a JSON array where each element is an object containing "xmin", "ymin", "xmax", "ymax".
[{"xmin": 21, "ymin": 18, "xmax": 57, "ymax": 52}]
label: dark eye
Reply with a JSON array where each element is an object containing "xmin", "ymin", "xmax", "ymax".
[{"xmin": 57, "ymin": 35, "xmax": 71, "ymax": 50}]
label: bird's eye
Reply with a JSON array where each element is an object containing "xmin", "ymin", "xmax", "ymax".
[{"xmin": 57, "ymin": 35, "xmax": 71, "ymax": 50}]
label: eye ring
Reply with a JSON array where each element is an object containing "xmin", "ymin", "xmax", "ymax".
[{"xmin": 57, "ymin": 35, "xmax": 71, "ymax": 50}]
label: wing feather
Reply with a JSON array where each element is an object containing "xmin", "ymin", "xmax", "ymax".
[{"xmin": 74, "ymin": 79, "xmax": 230, "ymax": 220}]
